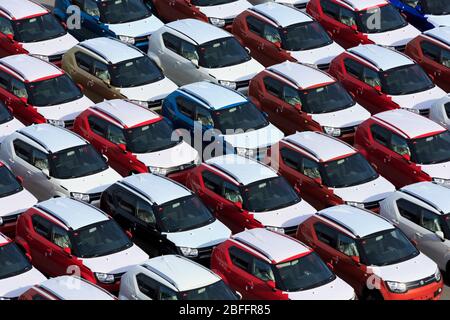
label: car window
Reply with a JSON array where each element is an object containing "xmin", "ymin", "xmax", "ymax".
[
  {"xmin": 114, "ymin": 189, "xmax": 137, "ymax": 216},
  {"xmin": 176, "ymin": 96, "xmax": 196, "ymax": 119},
  {"xmin": 229, "ymin": 246, "xmax": 252, "ymax": 272},
  {"xmin": 283, "ymin": 85, "xmax": 302, "ymax": 107},
  {"xmin": 31, "ymin": 294, "xmax": 47, "ymax": 300},
  {"xmin": 336, "ymin": 232, "xmax": 359, "ymax": 257},
  {"xmin": 136, "ymin": 273, "xmax": 158, "ymax": 300},
  {"xmin": 314, "ymin": 222, "xmax": 338, "ymax": 248},
  {"xmin": 246, "ymin": 15, "xmax": 264, "ymax": 36},
  {"xmin": 302, "ymin": 157, "xmax": 321, "ymax": 180},
  {"xmin": 32, "ymin": 215, "xmax": 52, "ymax": 240},
  {"xmin": 252, "ymin": 258, "xmax": 275, "ymax": 282},
  {"xmin": 321, "ymin": 0, "xmax": 340, "ymax": 20},
  {"xmin": 162, "ymin": 33, "xmax": 181, "ymax": 53},
  {"xmin": 370, "ymin": 124, "xmax": 391, "ymax": 148},
  {"xmin": 51, "ymin": 225, "xmax": 71, "ymax": 249},
  {"xmin": 0, "ymin": 70, "xmax": 11, "ymax": 90},
  {"xmin": 93, "ymin": 60, "xmax": 110, "ymax": 84},
  {"xmin": 195, "ymin": 107, "xmax": 214, "ymax": 127},
  {"xmin": 158, "ymin": 285, "xmax": 178, "ymax": 300},
  {"xmin": 445, "ymin": 102, "xmax": 450, "ymax": 118},
  {"xmin": 441, "ymin": 48, "xmax": 450, "ymax": 68},
  {"xmin": 390, "ymin": 133, "xmax": 411, "ymax": 157},
  {"xmin": 397, "ymin": 198, "xmax": 421, "ymax": 224},
  {"xmin": 421, "ymin": 209, "xmax": 443, "ymax": 233},
  {"xmin": 32, "ymin": 148, "xmax": 49, "ymax": 171},
  {"xmin": 420, "ymin": 41, "xmax": 441, "ymax": 63},
  {"xmin": 10, "ymin": 78, "xmax": 28, "ymax": 99},
  {"xmin": 136, "ymin": 199, "xmax": 156, "ymax": 225},
  {"xmin": 75, "ymin": 52, "xmax": 96, "ymax": 73},
  {"xmin": 202, "ymin": 170, "xmax": 223, "ymax": 194},
  {"xmin": 281, "ymin": 147, "xmax": 301, "ymax": 171},
  {"xmin": 0, "ymin": 16, "xmax": 13, "ymax": 36},
  {"xmin": 262, "ymin": 24, "xmax": 281, "ymax": 44},
  {"xmin": 404, "ymin": 0, "xmax": 419, "ymax": 8},
  {"xmin": 222, "ymin": 181, "xmax": 243, "ymax": 204},
  {"xmin": 83, "ymin": 0, "xmax": 100, "ymax": 16},
  {"xmin": 179, "ymin": 40, "xmax": 199, "ymax": 62},
  {"xmin": 362, "ymin": 67, "xmax": 381, "ymax": 88},
  {"xmin": 88, "ymin": 115, "xmax": 109, "ymax": 138},
  {"xmin": 339, "ymin": 6, "xmax": 357, "ymax": 28},
  {"xmin": 263, "ymin": 77, "xmax": 283, "ymax": 99},
  {"xmin": 106, "ymin": 123, "xmax": 126, "ymax": 145},
  {"xmin": 13, "ymin": 139, "xmax": 33, "ymax": 163},
  {"xmin": 344, "ymin": 58, "xmax": 364, "ymax": 80}
]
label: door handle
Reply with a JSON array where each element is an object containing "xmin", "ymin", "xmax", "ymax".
[
  {"xmin": 275, "ymin": 106, "xmax": 283, "ymax": 113},
  {"xmin": 87, "ymin": 80, "xmax": 95, "ymax": 87},
  {"xmin": 415, "ymin": 232, "xmax": 423, "ymax": 238},
  {"xmin": 245, "ymin": 281, "xmax": 254, "ymax": 291},
  {"xmin": 45, "ymin": 248, "xmax": 53, "ymax": 257},
  {"xmin": 216, "ymin": 203, "xmax": 224, "ymax": 211},
  {"xmin": 356, "ymin": 88, "xmax": 363, "ymax": 95},
  {"xmin": 26, "ymin": 170, "xmax": 32, "ymax": 175},
  {"xmin": 384, "ymin": 155, "xmax": 392, "ymax": 163}
]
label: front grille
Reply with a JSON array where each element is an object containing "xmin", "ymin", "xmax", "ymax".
[
  {"xmin": 236, "ymin": 79, "xmax": 250, "ymax": 90},
  {"xmin": 405, "ymin": 274, "xmax": 437, "ymax": 290},
  {"xmin": 294, "ymin": 2, "xmax": 308, "ymax": 9},
  {"xmin": 317, "ymin": 63, "xmax": 330, "ymax": 70},
  {"xmin": 284, "ymin": 225, "xmax": 299, "ymax": 236},
  {"xmin": 89, "ymin": 192, "xmax": 102, "ymax": 202},
  {"xmin": 419, "ymin": 108, "xmax": 430, "ymax": 117},
  {"xmin": 48, "ymin": 54, "xmax": 63, "ymax": 62},
  {"xmin": 364, "ymin": 200, "xmax": 380, "ymax": 210},
  {"xmin": 394, "ymin": 45, "xmax": 406, "ymax": 52},
  {"xmin": 340, "ymin": 125, "xmax": 356, "ymax": 135}
]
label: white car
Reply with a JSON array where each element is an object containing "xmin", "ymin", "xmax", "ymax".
[
  {"xmin": 0, "ymin": 124, "xmax": 122, "ymax": 203},
  {"xmin": 148, "ymin": 19, "xmax": 265, "ymax": 94},
  {"xmin": 0, "ymin": 102, "xmax": 24, "ymax": 142},
  {"xmin": 119, "ymin": 255, "xmax": 240, "ymax": 300},
  {"xmin": 249, "ymin": 0, "xmax": 309, "ymax": 11},
  {"xmin": 380, "ymin": 182, "xmax": 450, "ymax": 276},
  {"xmin": 431, "ymin": 94, "xmax": 450, "ymax": 130},
  {"xmin": 191, "ymin": 0, "xmax": 252, "ymax": 29},
  {"xmin": 0, "ymin": 233, "xmax": 46, "ymax": 299}
]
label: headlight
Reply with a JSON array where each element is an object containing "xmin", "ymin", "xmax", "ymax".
[
  {"xmin": 70, "ymin": 192, "xmax": 90, "ymax": 202},
  {"xmin": 435, "ymin": 268, "xmax": 442, "ymax": 282},
  {"xmin": 148, "ymin": 166, "xmax": 169, "ymax": 176},
  {"xmin": 323, "ymin": 126, "xmax": 342, "ymax": 137},
  {"xmin": 432, "ymin": 178, "xmax": 450, "ymax": 188},
  {"xmin": 401, "ymin": 107, "xmax": 420, "ymax": 114},
  {"xmin": 0, "ymin": 217, "xmax": 3, "ymax": 226},
  {"xmin": 118, "ymin": 35, "xmax": 135, "ymax": 44},
  {"xmin": 219, "ymin": 80, "xmax": 237, "ymax": 90},
  {"xmin": 236, "ymin": 147, "xmax": 256, "ymax": 158},
  {"xmin": 179, "ymin": 247, "xmax": 199, "ymax": 258},
  {"xmin": 31, "ymin": 54, "xmax": 49, "ymax": 62},
  {"xmin": 265, "ymin": 226, "xmax": 285, "ymax": 234},
  {"xmin": 209, "ymin": 17, "xmax": 226, "ymax": 27},
  {"xmin": 95, "ymin": 272, "xmax": 115, "ymax": 284},
  {"xmin": 346, "ymin": 201, "xmax": 365, "ymax": 209},
  {"xmin": 386, "ymin": 281, "xmax": 407, "ymax": 293},
  {"xmin": 130, "ymin": 100, "xmax": 149, "ymax": 108},
  {"xmin": 46, "ymin": 119, "xmax": 65, "ymax": 127}
]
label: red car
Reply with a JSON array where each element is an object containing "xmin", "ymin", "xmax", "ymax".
[
  {"xmin": 405, "ymin": 27, "xmax": 450, "ymax": 93},
  {"xmin": 354, "ymin": 109, "xmax": 450, "ymax": 189},
  {"xmin": 210, "ymin": 228, "xmax": 356, "ymax": 300}
]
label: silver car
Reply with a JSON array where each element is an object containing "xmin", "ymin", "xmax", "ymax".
[{"xmin": 431, "ymin": 94, "xmax": 450, "ymax": 130}]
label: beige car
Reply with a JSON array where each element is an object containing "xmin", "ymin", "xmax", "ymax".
[{"xmin": 62, "ymin": 37, "xmax": 178, "ymax": 111}]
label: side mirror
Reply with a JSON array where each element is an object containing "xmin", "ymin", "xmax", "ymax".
[
  {"xmin": 126, "ymin": 230, "xmax": 133, "ymax": 239},
  {"xmin": 118, "ymin": 143, "xmax": 127, "ymax": 154},
  {"xmin": 274, "ymin": 41, "xmax": 282, "ymax": 50},
  {"xmin": 314, "ymin": 177, "xmax": 323, "ymax": 186},
  {"xmin": 351, "ymin": 255, "xmax": 361, "ymax": 265},
  {"xmin": 245, "ymin": 47, "xmax": 251, "ymax": 54},
  {"xmin": 42, "ymin": 168, "xmax": 50, "ymax": 179},
  {"xmin": 402, "ymin": 153, "xmax": 411, "ymax": 162},
  {"xmin": 350, "ymin": 24, "xmax": 358, "ymax": 33},
  {"xmin": 266, "ymin": 280, "xmax": 276, "ymax": 291},
  {"xmin": 374, "ymin": 85, "xmax": 383, "ymax": 95},
  {"xmin": 25, "ymin": 253, "xmax": 32, "ymax": 261},
  {"xmin": 326, "ymin": 262, "xmax": 334, "ymax": 270},
  {"xmin": 6, "ymin": 34, "xmax": 14, "ymax": 42},
  {"xmin": 16, "ymin": 176, "xmax": 24, "ymax": 184},
  {"xmin": 20, "ymin": 97, "xmax": 28, "ymax": 105},
  {"xmin": 235, "ymin": 201, "xmax": 243, "ymax": 210},
  {"xmin": 294, "ymin": 103, "xmax": 302, "ymax": 113},
  {"xmin": 63, "ymin": 247, "xmax": 72, "ymax": 256},
  {"xmin": 191, "ymin": 59, "xmax": 199, "ymax": 68},
  {"xmin": 436, "ymin": 231, "xmax": 446, "ymax": 242},
  {"xmin": 77, "ymin": 84, "xmax": 84, "ymax": 92},
  {"xmin": 93, "ymin": 15, "xmax": 102, "ymax": 24},
  {"xmin": 102, "ymin": 155, "xmax": 109, "ymax": 163}
]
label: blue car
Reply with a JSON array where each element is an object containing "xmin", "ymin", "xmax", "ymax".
[
  {"xmin": 53, "ymin": 0, "xmax": 163, "ymax": 51},
  {"xmin": 389, "ymin": 0, "xmax": 450, "ymax": 31}
]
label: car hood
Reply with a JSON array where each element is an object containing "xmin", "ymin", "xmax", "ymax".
[
  {"xmin": 0, "ymin": 118, "xmax": 24, "ymax": 142},
  {"xmin": 82, "ymin": 244, "xmax": 149, "ymax": 274},
  {"xmin": 163, "ymin": 219, "xmax": 231, "ymax": 249},
  {"xmin": 207, "ymin": 58, "xmax": 264, "ymax": 82},
  {"xmin": 36, "ymin": 95, "xmax": 94, "ymax": 121},
  {"xmin": 57, "ymin": 167, "xmax": 121, "ymax": 194},
  {"xmin": 288, "ymin": 41, "xmax": 345, "ymax": 65},
  {"xmin": 21, "ymin": 33, "xmax": 79, "ymax": 56},
  {"xmin": 331, "ymin": 176, "xmax": 396, "ymax": 203},
  {"xmin": 0, "ymin": 189, "xmax": 38, "ymax": 217},
  {"xmin": 197, "ymin": 1, "xmax": 252, "ymax": 19},
  {"xmin": 0, "ymin": 267, "xmax": 46, "ymax": 298},
  {"xmin": 286, "ymin": 276, "xmax": 355, "ymax": 300},
  {"xmin": 252, "ymin": 199, "xmax": 317, "ymax": 228},
  {"xmin": 366, "ymin": 24, "xmax": 421, "ymax": 47},
  {"xmin": 426, "ymin": 15, "xmax": 450, "ymax": 28},
  {"xmin": 369, "ymin": 252, "xmax": 437, "ymax": 283},
  {"xmin": 420, "ymin": 162, "xmax": 450, "ymax": 180},
  {"xmin": 221, "ymin": 123, "xmax": 284, "ymax": 149},
  {"xmin": 106, "ymin": 15, "xmax": 164, "ymax": 37},
  {"xmin": 310, "ymin": 103, "xmax": 371, "ymax": 128},
  {"xmin": 134, "ymin": 141, "xmax": 198, "ymax": 169},
  {"xmin": 390, "ymin": 85, "xmax": 447, "ymax": 111},
  {"xmin": 119, "ymin": 77, "xmax": 178, "ymax": 102}
]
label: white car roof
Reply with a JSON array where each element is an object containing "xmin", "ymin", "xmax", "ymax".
[
  {"xmin": 78, "ymin": 37, "xmax": 144, "ymax": 64},
  {"xmin": 119, "ymin": 174, "xmax": 192, "ymax": 205},
  {"xmin": 251, "ymin": 3, "xmax": 312, "ymax": 27},
  {"xmin": 424, "ymin": 27, "xmax": 450, "ymax": 47},
  {"xmin": 18, "ymin": 124, "xmax": 87, "ymax": 153},
  {"xmin": 39, "ymin": 276, "xmax": 115, "ymax": 300},
  {"xmin": 0, "ymin": 0, "xmax": 48, "ymax": 20},
  {"xmin": 36, "ymin": 198, "xmax": 109, "ymax": 230},
  {"xmin": 319, "ymin": 205, "xmax": 395, "ymax": 237},
  {"xmin": 0, "ymin": 233, "xmax": 9, "ymax": 245},
  {"xmin": 92, "ymin": 100, "xmax": 160, "ymax": 128},
  {"xmin": 267, "ymin": 62, "xmax": 335, "ymax": 89},
  {"xmin": 165, "ymin": 19, "xmax": 232, "ymax": 44},
  {"xmin": 142, "ymin": 255, "xmax": 220, "ymax": 292},
  {"xmin": 349, "ymin": 44, "xmax": 414, "ymax": 71},
  {"xmin": 400, "ymin": 182, "xmax": 450, "ymax": 215},
  {"xmin": 284, "ymin": 132, "xmax": 356, "ymax": 162},
  {"xmin": 180, "ymin": 82, "xmax": 247, "ymax": 110},
  {"xmin": 0, "ymin": 54, "xmax": 63, "ymax": 82},
  {"xmin": 233, "ymin": 228, "xmax": 311, "ymax": 263},
  {"xmin": 206, "ymin": 154, "xmax": 278, "ymax": 185},
  {"xmin": 373, "ymin": 109, "xmax": 446, "ymax": 139},
  {"xmin": 336, "ymin": 0, "xmax": 388, "ymax": 11}
]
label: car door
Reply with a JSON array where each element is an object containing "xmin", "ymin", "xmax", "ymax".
[
  {"xmin": 48, "ymin": 224, "xmax": 75, "ymax": 276},
  {"xmin": 90, "ymin": 58, "xmax": 113, "ymax": 102},
  {"xmin": 71, "ymin": 51, "xmax": 99, "ymax": 100},
  {"xmin": 243, "ymin": 16, "xmax": 266, "ymax": 64},
  {"xmin": 135, "ymin": 273, "xmax": 159, "ymax": 300},
  {"xmin": 173, "ymin": 95, "xmax": 197, "ymax": 131},
  {"xmin": 0, "ymin": 72, "xmax": 31, "ymax": 125},
  {"xmin": 111, "ymin": 187, "xmax": 139, "ymax": 231},
  {"xmin": 419, "ymin": 41, "xmax": 450, "ymax": 90},
  {"xmin": 0, "ymin": 16, "xmax": 17, "ymax": 57},
  {"xmin": 29, "ymin": 215, "xmax": 55, "ymax": 275},
  {"xmin": 398, "ymin": 0, "xmax": 429, "ymax": 30},
  {"xmin": 73, "ymin": 0, "xmax": 108, "ymax": 40},
  {"xmin": 256, "ymin": 22, "xmax": 283, "ymax": 67},
  {"xmin": 259, "ymin": 77, "xmax": 290, "ymax": 132},
  {"xmin": 227, "ymin": 246, "xmax": 257, "ymax": 299}
]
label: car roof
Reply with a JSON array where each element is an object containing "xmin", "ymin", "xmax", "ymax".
[
  {"xmin": 232, "ymin": 228, "xmax": 311, "ymax": 263},
  {"xmin": 336, "ymin": 0, "xmax": 388, "ymax": 11},
  {"xmin": 319, "ymin": 205, "xmax": 395, "ymax": 237},
  {"xmin": 206, "ymin": 154, "xmax": 278, "ymax": 185},
  {"xmin": 0, "ymin": 0, "xmax": 48, "ymax": 20},
  {"xmin": 251, "ymin": 3, "xmax": 312, "ymax": 28},
  {"xmin": 165, "ymin": 19, "xmax": 232, "ymax": 44},
  {"xmin": 0, "ymin": 54, "xmax": 63, "ymax": 82},
  {"xmin": 373, "ymin": 109, "xmax": 446, "ymax": 139},
  {"xmin": 78, "ymin": 37, "xmax": 144, "ymax": 64},
  {"xmin": 400, "ymin": 182, "xmax": 450, "ymax": 215},
  {"xmin": 18, "ymin": 124, "xmax": 87, "ymax": 153},
  {"xmin": 91, "ymin": 100, "xmax": 161, "ymax": 129},
  {"xmin": 268, "ymin": 61, "xmax": 335, "ymax": 89},
  {"xmin": 348, "ymin": 44, "xmax": 414, "ymax": 71},
  {"xmin": 39, "ymin": 276, "xmax": 115, "ymax": 300},
  {"xmin": 179, "ymin": 82, "xmax": 247, "ymax": 110},
  {"xmin": 424, "ymin": 27, "xmax": 450, "ymax": 47},
  {"xmin": 284, "ymin": 132, "xmax": 356, "ymax": 162},
  {"xmin": 142, "ymin": 255, "xmax": 220, "ymax": 292},
  {"xmin": 119, "ymin": 174, "xmax": 192, "ymax": 205},
  {"xmin": 0, "ymin": 233, "xmax": 9, "ymax": 245},
  {"xmin": 36, "ymin": 198, "xmax": 109, "ymax": 230}
]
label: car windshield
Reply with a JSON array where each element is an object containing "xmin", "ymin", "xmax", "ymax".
[
  {"xmin": 96, "ymin": 0, "xmax": 153, "ymax": 24},
  {"xmin": 213, "ymin": 102, "xmax": 269, "ymax": 132},
  {"xmin": 242, "ymin": 177, "xmax": 301, "ymax": 212},
  {"xmin": 50, "ymin": 145, "xmax": 108, "ymax": 179},
  {"xmin": 0, "ymin": 166, "xmax": 22, "ymax": 198},
  {"xmin": 72, "ymin": 220, "xmax": 132, "ymax": 258},
  {"xmin": 125, "ymin": 120, "xmax": 178, "ymax": 153},
  {"xmin": 0, "ymin": 242, "xmax": 32, "ymax": 280},
  {"xmin": 358, "ymin": 5, "xmax": 407, "ymax": 33},
  {"xmin": 191, "ymin": 0, "xmax": 238, "ymax": 5},
  {"xmin": 273, "ymin": 252, "xmax": 335, "ymax": 292},
  {"xmin": 198, "ymin": 37, "xmax": 251, "ymax": 68},
  {"xmin": 381, "ymin": 64, "xmax": 434, "ymax": 95},
  {"xmin": 421, "ymin": 0, "xmax": 450, "ymax": 15},
  {"xmin": 27, "ymin": 75, "xmax": 83, "ymax": 107},
  {"xmin": 282, "ymin": 22, "xmax": 333, "ymax": 51},
  {"xmin": 0, "ymin": 102, "xmax": 13, "ymax": 124},
  {"xmin": 359, "ymin": 229, "xmax": 419, "ymax": 266},
  {"xmin": 156, "ymin": 195, "xmax": 215, "ymax": 233},
  {"xmin": 410, "ymin": 131, "xmax": 450, "ymax": 165},
  {"xmin": 321, "ymin": 153, "xmax": 379, "ymax": 188},
  {"xmin": 180, "ymin": 280, "xmax": 238, "ymax": 300},
  {"xmin": 110, "ymin": 56, "xmax": 164, "ymax": 88},
  {"xmin": 13, "ymin": 13, "xmax": 66, "ymax": 43}
]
